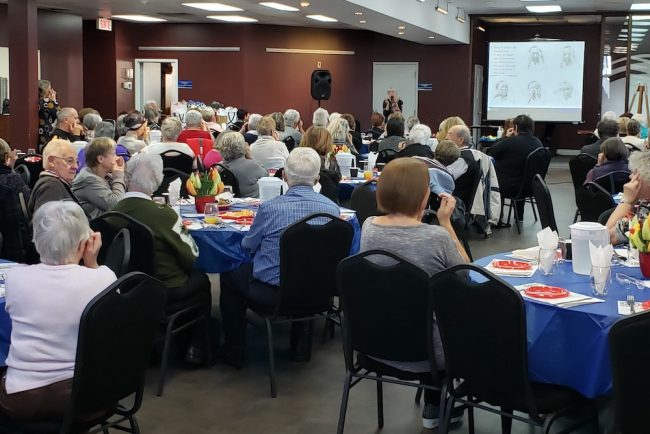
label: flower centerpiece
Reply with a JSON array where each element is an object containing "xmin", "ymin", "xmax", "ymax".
[
  {"xmin": 186, "ymin": 167, "xmax": 225, "ymax": 213},
  {"xmin": 628, "ymin": 215, "xmax": 650, "ymax": 276}
]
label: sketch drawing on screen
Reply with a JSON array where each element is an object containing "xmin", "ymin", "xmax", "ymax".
[
  {"xmin": 493, "ymin": 80, "xmax": 509, "ymax": 101},
  {"xmin": 560, "ymin": 45, "xmax": 576, "ymax": 69},
  {"xmin": 528, "ymin": 81, "xmax": 542, "ymax": 103},
  {"xmin": 528, "ymin": 46, "xmax": 544, "ymax": 68},
  {"xmin": 555, "ymin": 82, "xmax": 573, "ymax": 101}
]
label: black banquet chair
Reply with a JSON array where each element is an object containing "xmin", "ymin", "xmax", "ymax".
[
  {"xmin": 593, "ymin": 170, "xmax": 630, "ymax": 195},
  {"xmin": 349, "ymin": 180, "xmax": 383, "ymax": 226},
  {"xmin": 569, "ymin": 153, "xmax": 597, "ymax": 222},
  {"xmin": 13, "ymin": 154, "xmax": 44, "ymax": 189},
  {"xmin": 608, "ymin": 311, "xmax": 650, "ymax": 434},
  {"xmin": 531, "ymin": 174, "xmax": 559, "ymax": 234},
  {"xmin": 575, "ymin": 182, "xmax": 616, "ymax": 223},
  {"xmin": 0, "ymin": 272, "xmax": 165, "ymax": 434},
  {"xmin": 336, "ymin": 250, "xmax": 448, "ymax": 433},
  {"xmin": 376, "ymin": 148, "xmax": 397, "ymax": 167},
  {"xmin": 214, "ymin": 163, "xmax": 241, "ymax": 197},
  {"xmin": 430, "ymin": 264, "xmax": 597, "ymax": 434},
  {"xmin": 249, "ymin": 212, "xmax": 354, "ymax": 398}
]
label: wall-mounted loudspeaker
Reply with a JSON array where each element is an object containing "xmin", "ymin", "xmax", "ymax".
[{"xmin": 311, "ymin": 70, "xmax": 331, "ymax": 100}]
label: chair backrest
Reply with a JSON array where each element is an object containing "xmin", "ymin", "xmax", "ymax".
[
  {"xmin": 0, "ymin": 184, "xmax": 25, "ymax": 262},
  {"xmin": 154, "ymin": 167, "xmax": 190, "ymax": 198},
  {"xmin": 160, "ymin": 150, "xmax": 194, "ymax": 174},
  {"xmin": 376, "ymin": 148, "xmax": 397, "ymax": 165},
  {"xmin": 90, "ymin": 212, "xmax": 155, "ymax": 275},
  {"xmin": 462, "ymin": 161, "xmax": 483, "ymax": 212},
  {"xmin": 515, "ymin": 147, "xmax": 552, "ymax": 199},
  {"xmin": 594, "ymin": 170, "xmax": 631, "ymax": 194},
  {"xmin": 349, "ymin": 180, "xmax": 383, "ymax": 226},
  {"xmin": 318, "ymin": 170, "xmax": 339, "ymax": 204},
  {"xmin": 430, "ymin": 264, "xmax": 536, "ymax": 412},
  {"xmin": 215, "ymin": 163, "xmax": 241, "ymax": 197},
  {"xmin": 278, "ymin": 213, "xmax": 354, "ymax": 316},
  {"xmin": 531, "ymin": 174, "xmax": 558, "ymax": 233},
  {"xmin": 576, "ymin": 182, "xmax": 616, "ymax": 222},
  {"xmin": 337, "ymin": 250, "xmax": 438, "ymax": 370},
  {"xmin": 63, "ymin": 272, "xmax": 165, "ymax": 430},
  {"xmin": 185, "ymin": 138, "xmax": 212, "ymax": 161},
  {"xmin": 283, "ymin": 136, "xmax": 296, "ymax": 152},
  {"xmin": 14, "ymin": 164, "xmax": 30, "ymax": 187},
  {"xmin": 569, "ymin": 153, "xmax": 597, "ymax": 192},
  {"xmin": 14, "ymin": 154, "xmax": 44, "ymax": 189},
  {"xmin": 609, "ymin": 312, "xmax": 650, "ymax": 434},
  {"xmin": 102, "ymin": 228, "xmax": 131, "ymax": 277}
]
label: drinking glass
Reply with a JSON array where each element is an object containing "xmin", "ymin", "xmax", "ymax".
[
  {"xmin": 204, "ymin": 203, "xmax": 219, "ymax": 224},
  {"xmin": 538, "ymin": 247, "xmax": 556, "ymax": 275},
  {"xmin": 627, "ymin": 244, "xmax": 640, "ymax": 266},
  {"xmin": 590, "ymin": 265, "xmax": 611, "ymax": 297}
]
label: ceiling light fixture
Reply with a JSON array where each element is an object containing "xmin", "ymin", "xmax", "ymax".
[
  {"xmin": 428, "ymin": 35, "xmax": 435, "ymax": 38},
  {"xmin": 300, "ymin": 1, "xmax": 310, "ymax": 6},
  {"xmin": 398, "ymin": 31, "xmax": 405, "ymax": 35},
  {"xmin": 355, "ymin": 11, "xmax": 363, "ymax": 15},
  {"xmin": 111, "ymin": 14, "xmax": 167, "ymax": 22},
  {"xmin": 306, "ymin": 14, "xmax": 338, "ymax": 22},
  {"xmin": 182, "ymin": 2, "xmax": 243, "ymax": 12},
  {"xmin": 359, "ymin": 19, "xmax": 367, "ymax": 23},
  {"xmin": 259, "ymin": 2, "xmax": 300, "ymax": 11},
  {"xmin": 435, "ymin": 0, "xmax": 448, "ymax": 15},
  {"xmin": 398, "ymin": 25, "xmax": 406, "ymax": 30},
  {"xmin": 417, "ymin": 0, "xmax": 426, "ymax": 3},
  {"xmin": 631, "ymin": 3, "xmax": 650, "ymax": 10},
  {"xmin": 207, "ymin": 15, "xmax": 258, "ymax": 22},
  {"xmin": 456, "ymin": 8, "xmax": 466, "ymax": 23},
  {"xmin": 526, "ymin": 5, "xmax": 562, "ymax": 13},
  {"xmin": 476, "ymin": 25, "xmax": 486, "ymax": 32}
]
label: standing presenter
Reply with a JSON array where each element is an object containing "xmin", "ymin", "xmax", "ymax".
[{"xmin": 382, "ymin": 88, "xmax": 403, "ymax": 119}]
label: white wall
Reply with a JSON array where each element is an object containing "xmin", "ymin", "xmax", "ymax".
[{"xmin": 142, "ymin": 62, "xmax": 161, "ymax": 110}]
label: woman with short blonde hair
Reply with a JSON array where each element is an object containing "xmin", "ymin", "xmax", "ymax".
[{"xmin": 436, "ymin": 116, "xmax": 466, "ymax": 143}]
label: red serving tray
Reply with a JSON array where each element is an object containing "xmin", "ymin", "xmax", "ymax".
[
  {"xmin": 524, "ymin": 285, "xmax": 570, "ymax": 299},
  {"xmin": 492, "ymin": 260, "xmax": 532, "ymax": 270}
]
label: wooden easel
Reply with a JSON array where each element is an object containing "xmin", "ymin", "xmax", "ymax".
[{"xmin": 628, "ymin": 83, "xmax": 650, "ymax": 127}]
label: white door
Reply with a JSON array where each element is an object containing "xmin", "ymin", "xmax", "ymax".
[
  {"xmin": 135, "ymin": 58, "xmax": 178, "ymax": 113},
  {"xmin": 373, "ymin": 62, "xmax": 418, "ymax": 119}
]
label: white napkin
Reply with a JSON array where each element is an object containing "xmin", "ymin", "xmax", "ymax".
[
  {"xmin": 589, "ymin": 242, "xmax": 613, "ymax": 267},
  {"xmin": 511, "ymin": 246, "xmax": 541, "ymax": 261},
  {"xmin": 537, "ymin": 227, "xmax": 559, "ymax": 250},
  {"xmin": 168, "ymin": 178, "xmax": 181, "ymax": 207}
]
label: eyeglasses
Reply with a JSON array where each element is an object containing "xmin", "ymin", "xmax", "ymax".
[{"xmin": 52, "ymin": 155, "xmax": 78, "ymax": 166}]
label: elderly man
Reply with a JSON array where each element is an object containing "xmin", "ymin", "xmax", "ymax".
[
  {"xmin": 446, "ymin": 124, "xmax": 480, "ymax": 208},
  {"xmin": 580, "ymin": 119, "xmax": 619, "ymax": 158},
  {"xmin": 47, "ymin": 107, "xmax": 84, "ymax": 146},
  {"xmin": 395, "ymin": 124, "xmax": 434, "ymax": 159},
  {"xmin": 250, "ymin": 116, "xmax": 289, "ymax": 169},
  {"xmin": 28, "ymin": 139, "xmax": 80, "ymax": 215},
  {"xmin": 219, "ymin": 147, "xmax": 340, "ymax": 367},
  {"xmin": 243, "ymin": 113, "xmax": 263, "ymax": 144},
  {"xmin": 312, "ymin": 107, "xmax": 329, "ymax": 128},
  {"xmin": 281, "ymin": 109, "xmax": 302, "ymax": 144},
  {"xmin": 143, "ymin": 117, "xmax": 196, "ymax": 160},
  {"xmin": 177, "ymin": 109, "xmax": 214, "ymax": 145}
]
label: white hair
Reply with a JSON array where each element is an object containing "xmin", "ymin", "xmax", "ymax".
[
  {"xmin": 602, "ymin": 111, "xmax": 618, "ymax": 121},
  {"xmin": 284, "ymin": 147, "xmax": 321, "ymax": 187},
  {"xmin": 327, "ymin": 117, "xmax": 350, "ymax": 143},
  {"xmin": 161, "ymin": 117, "xmax": 183, "ymax": 141},
  {"xmin": 247, "ymin": 114, "xmax": 263, "ymax": 130},
  {"xmin": 632, "ymin": 113, "xmax": 647, "ymax": 128},
  {"xmin": 125, "ymin": 152, "xmax": 164, "ymax": 195},
  {"xmin": 629, "ymin": 151, "xmax": 650, "ymax": 184},
  {"xmin": 451, "ymin": 124, "xmax": 471, "ymax": 146},
  {"xmin": 33, "ymin": 201, "xmax": 91, "ymax": 265},
  {"xmin": 57, "ymin": 107, "xmax": 76, "ymax": 124},
  {"xmin": 83, "ymin": 113, "xmax": 102, "ymax": 131},
  {"xmin": 185, "ymin": 110, "xmax": 203, "ymax": 128},
  {"xmin": 409, "ymin": 124, "xmax": 432, "ymax": 146},
  {"xmin": 329, "ymin": 112, "xmax": 341, "ymax": 123},
  {"xmin": 284, "ymin": 109, "xmax": 300, "ymax": 128},
  {"xmin": 312, "ymin": 108, "xmax": 330, "ymax": 127}
]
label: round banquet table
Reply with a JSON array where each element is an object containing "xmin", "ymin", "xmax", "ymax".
[
  {"xmin": 0, "ymin": 261, "xmax": 14, "ymax": 365},
  {"xmin": 475, "ymin": 253, "xmax": 650, "ymax": 399},
  {"xmin": 182, "ymin": 203, "xmax": 362, "ymax": 274}
]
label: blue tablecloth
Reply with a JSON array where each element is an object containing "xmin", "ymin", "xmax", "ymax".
[
  {"xmin": 475, "ymin": 253, "xmax": 648, "ymax": 398},
  {"xmin": 182, "ymin": 203, "xmax": 362, "ymax": 274}
]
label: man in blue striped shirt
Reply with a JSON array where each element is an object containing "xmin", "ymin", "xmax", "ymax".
[{"xmin": 219, "ymin": 148, "xmax": 339, "ymax": 367}]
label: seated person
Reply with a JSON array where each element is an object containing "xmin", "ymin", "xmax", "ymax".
[
  {"xmin": 434, "ymin": 139, "xmax": 461, "ymax": 168},
  {"xmin": 435, "ymin": 116, "xmax": 466, "ymax": 143},
  {"xmin": 311, "ymin": 107, "xmax": 329, "ymax": 128},
  {"xmin": 177, "ymin": 109, "xmax": 214, "ymax": 145},
  {"xmin": 219, "ymin": 148, "xmax": 340, "ymax": 367},
  {"xmin": 299, "ymin": 126, "xmax": 340, "ymax": 177},
  {"xmin": 580, "ymin": 119, "xmax": 619, "ymax": 158},
  {"xmin": 144, "ymin": 117, "xmax": 196, "ymax": 160},
  {"xmin": 359, "ymin": 157, "xmax": 468, "ymax": 429},
  {"xmin": 446, "ymin": 125, "xmax": 480, "ymax": 208},
  {"xmin": 117, "ymin": 111, "xmax": 149, "ymax": 155},
  {"xmin": 110, "ymin": 152, "xmax": 210, "ymax": 305},
  {"xmin": 0, "ymin": 138, "xmax": 30, "ymax": 201},
  {"xmin": 584, "ymin": 137, "xmax": 630, "ymax": 184},
  {"xmin": 395, "ymin": 124, "xmax": 434, "ymax": 159},
  {"xmin": 229, "ymin": 108, "xmax": 248, "ymax": 132},
  {"xmin": 327, "ymin": 117, "xmax": 358, "ymax": 155},
  {"xmin": 28, "ymin": 139, "xmax": 80, "ymax": 215},
  {"xmin": 377, "ymin": 117, "xmax": 406, "ymax": 152},
  {"xmin": 365, "ymin": 112, "xmax": 385, "ymax": 140},
  {"xmin": 242, "ymin": 114, "xmax": 262, "ymax": 144},
  {"xmin": 281, "ymin": 109, "xmax": 303, "ymax": 144},
  {"xmin": 250, "ymin": 116, "xmax": 289, "ymax": 169},
  {"xmin": 1, "ymin": 201, "xmax": 115, "ymax": 421},
  {"xmin": 218, "ymin": 131, "xmax": 267, "ymax": 198},
  {"xmin": 622, "ymin": 119, "xmax": 646, "ymax": 152},
  {"xmin": 72, "ymin": 137, "xmax": 126, "ymax": 219},
  {"xmin": 340, "ymin": 113, "xmax": 362, "ymax": 153}
]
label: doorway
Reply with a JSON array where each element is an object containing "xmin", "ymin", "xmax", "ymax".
[
  {"xmin": 372, "ymin": 62, "xmax": 419, "ymax": 119},
  {"xmin": 134, "ymin": 58, "xmax": 178, "ymax": 114}
]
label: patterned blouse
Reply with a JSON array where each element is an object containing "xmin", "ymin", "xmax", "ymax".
[
  {"xmin": 613, "ymin": 200, "xmax": 650, "ymax": 245},
  {"xmin": 38, "ymin": 97, "xmax": 61, "ymax": 149}
]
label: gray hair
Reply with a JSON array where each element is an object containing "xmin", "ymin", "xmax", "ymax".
[
  {"xmin": 248, "ymin": 114, "xmax": 263, "ymax": 130},
  {"xmin": 38, "ymin": 79, "xmax": 51, "ymax": 97},
  {"xmin": 144, "ymin": 102, "xmax": 160, "ymax": 123},
  {"xmin": 125, "ymin": 152, "xmax": 164, "ymax": 195},
  {"xmin": 312, "ymin": 108, "xmax": 329, "ymax": 127},
  {"xmin": 200, "ymin": 107, "xmax": 215, "ymax": 122},
  {"xmin": 95, "ymin": 121, "xmax": 116, "ymax": 140},
  {"xmin": 32, "ymin": 201, "xmax": 91, "ymax": 265},
  {"xmin": 116, "ymin": 114, "xmax": 128, "ymax": 138},
  {"xmin": 327, "ymin": 117, "xmax": 350, "ymax": 143},
  {"xmin": 284, "ymin": 109, "xmax": 300, "ymax": 128},
  {"xmin": 57, "ymin": 107, "xmax": 77, "ymax": 124},
  {"xmin": 409, "ymin": 124, "xmax": 432, "ymax": 146},
  {"xmin": 218, "ymin": 131, "xmax": 247, "ymax": 161},
  {"xmin": 406, "ymin": 115, "xmax": 420, "ymax": 131},
  {"xmin": 284, "ymin": 147, "xmax": 321, "ymax": 187},
  {"xmin": 185, "ymin": 110, "xmax": 203, "ymax": 128},
  {"xmin": 83, "ymin": 113, "xmax": 102, "ymax": 131},
  {"xmin": 450, "ymin": 124, "xmax": 471, "ymax": 146},
  {"xmin": 629, "ymin": 151, "xmax": 650, "ymax": 184},
  {"xmin": 161, "ymin": 117, "xmax": 183, "ymax": 141}
]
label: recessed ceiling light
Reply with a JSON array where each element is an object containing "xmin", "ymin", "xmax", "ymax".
[
  {"xmin": 359, "ymin": 19, "xmax": 367, "ymax": 23},
  {"xmin": 417, "ymin": 0, "xmax": 425, "ymax": 3},
  {"xmin": 355, "ymin": 11, "xmax": 363, "ymax": 15},
  {"xmin": 259, "ymin": 2, "xmax": 299, "ymax": 11},
  {"xmin": 111, "ymin": 14, "xmax": 167, "ymax": 22},
  {"xmin": 398, "ymin": 31, "xmax": 405, "ymax": 35},
  {"xmin": 428, "ymin": 35, "xmax": 435, "ymax": 38},
  {"xmin": 398, "ymin": 25, "xmax": 406, "ymax": 30},
  {"xmin": 631, "ymin": 3, "xmax": 650, "ymax": 10},
  {"xmin": 435, "ymin": 0, "xmax": 448, "ymax": 15},
  {"xmin": 182, "ymin": 2, "xmax": 243, "ymax": 12},
  {"xmin": 306, "ymin": 14, "xmax": 338, "ymax": 22},
  {"xmin": 300, "ymin": 1, "xmax": 310, "ymax": 6},
  {"xmin": 207, "ymin": 15, "xmax": 258, "ymax": 22},
  {"xmin": 476, "ymin": 25, "xmax": 486, "ymax": 32},
  {"xmin": 526, "ymin": 5, "xmax": 562, "ymax": 13}
]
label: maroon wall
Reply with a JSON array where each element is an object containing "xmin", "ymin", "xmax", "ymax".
[{"xmin": 82, "ymin": 19, "xmax": 116, "ymax": 117}]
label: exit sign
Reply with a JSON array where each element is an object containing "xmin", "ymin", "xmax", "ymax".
[{"xmin": 96, "ymin": 18, "xmax": 112, "ymax": 31}]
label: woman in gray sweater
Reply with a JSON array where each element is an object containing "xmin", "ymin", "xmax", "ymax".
[{"xmin": 217, "ymin": 131, "xmax": 267, "ymax": 198}]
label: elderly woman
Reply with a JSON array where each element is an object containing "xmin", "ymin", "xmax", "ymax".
[
  {"xmin": 327, "ymin": 117, "xmax": 358, "ymax": 155},
  {"xmin": 37, "ymin": 79, "xmax": 61, "ymax": 150},
  {"xmin": 143, "ymin": 101, "xmax": 161, "ymax": 131},
  {"xmin": 312, "ymin": 107, "xmax": 330, "ymax": 128},
  {"xmin": 218, "ymin": 131, "xmax": 266, "ymax": 198},
  {"xmin": 623, "ymin": 119, "xmax": 646, "ymax": 152},
  {"xmin": 201, "ymin": 106, "xmax": 223, "ymax": 137},
  {"xmin": 177, "ymin": 109, "xmax": 214, "ymax": 145},
  {"xmin": 1, "ymin": 201, "xmax": 115, "ymax": 420},
  {"xmin": 270, "ymin": 112, "xmax": 285, "ymax": 133},
  {"xmin": 359, "ymin": 157, "xmax": 467, "ymax": 429},
  {"xmin": 117, "ymin": 111, "xmax": 148, "ymax": 154},
  {"xmin": 71, "ymin": 137, "xmax": 126, "ymax": 219},
  {"xmin": 0, "ymin": 139, "xmax": 30, "ymax": 200},
  {"xmin": 143, "ymin": 117, "xmax": 196, "ymax": 163},
  {"xmin": 608, "ymin": 152, "xmax": 650, "ymax": 244},
  {"xmin": 281, "ymin": 109, "xmax": 302, "ymax": 143},
  {"xmin": 585, "ymin": 137, "xmax": 629, "ymax": 184},
  {"xmin": 82, "ymin": 113, "xmax": 102, "ymax": 142},
  {"xmin": 300, "ymin": 126, "xmax": 340, "ymax": 176},
  {"xmin": 396, "ymin": 124, "xmax": 434, "ymax": 159}
]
